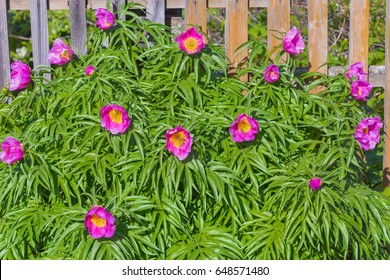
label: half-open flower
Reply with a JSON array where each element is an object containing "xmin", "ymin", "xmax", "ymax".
[
  {"xmin": 100, "ymin": 104, "xmax": 131, "ymax": 135},
  {"xmin": 85, "ymin": 66, "xmax": 95, "ymax": 76},
  {"xmin": 229, "ymin": 114, "xmax": 259, "ymax": 142},
  {"xmin": 309, "ymin": 178, "xmax": 322, "ymax": 191},
  {"xmin": 48, "ymin": 39, "xmax": 74, "ymax": 65},
  {"xmin": 264, "ymin": 64, "xmax": 280, "ymax": 83},
  {"xmin": 354, "ymin": 116, "xmax": 383, "ymax": 151},
  {"xmin": 175, "ymin": 27, "xmax": 205, "ymax": 55},
  {"xmin": 84, "ymin": 206, "xmax": 115, "ymax": 239},
  {"xmin": 346, "ymin": 61, "xmax": 367, "ymax": 81},
  {"xmin": 0, "ymin": 137, "xmax": 24, "ymax": 165},
  {"xmin": 95, "ymin": 8, "xmax": 115, "ymax": 30},
  {"xmin": 9, "ymin": 61, "xmax": 31, "ymax": 91},
  {"xmin": 283, "ymin": 26, "xmax": 305, "ymax": 55},
  {"xmin": 351, "ymin": 80, "xmax": 372, "ymax": 101},
  {"xmin": 165, "ymin": 126, "xmax": 193, "ymax": 160}
]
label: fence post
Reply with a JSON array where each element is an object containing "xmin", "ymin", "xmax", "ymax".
[
  {"xmin": 384, "ymin": 0, "xmax": 390, "ymax": 187},
  {"xmin": 268, "ymin": 0, "xmax": 290, "ymax": 61},
  {"xmin": 185, "ymin": 0, "xmax": 207, "ymax": 33},
  {"xmin": 69, "ymin": 0, "xmax": 87, "ymax": 56},
  {"xmin": 146, "ymin": 0, "xmax": 165, "ymax": 24},
  {"xmin": 349, "ymin": 0, "xmax": 369, "ymax": 70},
  {"xmin": 0, "ymin": 0, "xmax": 10, "ymax": 89}
]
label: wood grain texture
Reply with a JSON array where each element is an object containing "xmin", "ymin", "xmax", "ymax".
[
  {"xmin": 268, "ymin": 0, "xmax": 290, "ymax": 61},
  {"xmin": 146, "ymin": 0, "xmax": 165, "ymax": 24},
  {"xmin": 185, "ymin": 0, "xmax": 207, "ymax": 33},
  {"xmin": 0, "ymin": 0, "xmax": 10, "ymax": 88},
  {"xmin": 226, "ymin": 0, "xmax": 248, "ymax": 81},
  {"xmin": 349, "ymin": 0, "xmax": 369, "ymax": 71},
  {"xmin": 70, "ymin": 0, "xmax": 87, "ymax": 56},
  {"xmin": 384, "ymin": 0, "xmax": 390, "ymax": 187}
]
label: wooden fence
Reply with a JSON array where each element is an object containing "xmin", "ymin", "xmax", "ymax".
[{"xmin": 1, "ymin": 0, "xmax": 390, "ymax": 187}]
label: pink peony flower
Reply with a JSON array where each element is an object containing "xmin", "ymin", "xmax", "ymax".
[
  {"xmin": 84, "ymin": 206, "xmax": 115, "ymax": 239},
  {"xmin": 100, "ymin": 104, "xmax": 131, "ymax": 135},
  {"xmin": 309, "ymin": 178, "xmax": 322, "ymax": 191},
  {"xmin": 48, "ymin": 39, "xmax": 74, "ymax": 65},
  {"xmin": 283, "ymin": 26, "xmax": 305, "ymax": 55},
  {"xmin": 346, "ymin": 62, "xmax": 367, "ymax": 81},
  {"xmin": 354, "ymin": 116, "xmax": 383, "ymax": 151},
  {"xmin": 264, "ymin": 64, "xmax": 280, "ymax": 83},
  {"xmin": 351, "ymin": 80, "xmax": 372, "ymax": 101},
  {"xmin": 165, "ymin": 125, "xmax": 193, "ymax": 160},
  {"xmin": 9, "ymin": 61, "xmax": 31, "ymax": 91},
  {"xmin": 85, "ymin": 66, "xmax": 95, "ymax": 76},
  {"xmin": 175, "ymin": 27, "xmax": 205, "ymax": 55},
  {"xmin": 229, "ymin": 114, "xmax": 259, "ymax": 143},
  {"xmin": 0, "ymin": 137, "xmax": 24, "ymax": 165},
  {"xmin": 95, "ymin": 8, "xmax": 115, "ymax": 30}
]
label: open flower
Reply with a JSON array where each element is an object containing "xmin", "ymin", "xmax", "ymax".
[
  {"xmin": 84, "ymin": 206, "xmax": 115, "ymax": 239},
  {"xmin": 85, "ymin": 66, "xmax": 95, "ymax": 76},
  {"xmin": 175, "ymin": 27, "xmax": 205, "ymax": 55},
  {"xmin": 9, "ymin": 61, "xmax": 31, "ymax": 91},
  {"xmin": 0, "ymin": 137, "xmax": 24, "ymax": 165},
  {"xmin": 95, "ymin": 8, "xmax": 115, "ymax": 30},
  {"xmin": 354, "ymin": 117, "xmax": 383, "ymax": 151},
  {"xmin": 48, "ymin": 38, "xmax": 74, "ymax": 65},
  {"xmin": 309, "ymin": 178, "xmax": 322, "ymax": 191},
  {"xmin": 100, "ymin": 104, "xmax": 131, "ymax": 135},
  {"xmin": 264, "ymin": 64, "xmax": 280, "ymax": 83},
  {"xmin": 283, "ymin": 26, "xmax": 305, "ymax": 55},
  {"xmin": 165, "ymin": 126, "xmax": 193, "ymax": 160},
  {"xmin": 229, "ymin": 114, "xmax": 259, "ymax": 142},
  {"xmin": 346, "ymin": 61, "xmax": 367, "ymax": 81},
  {"xmin": 351, "ymin": 80, "xmax": 372, "ymax": 101}
]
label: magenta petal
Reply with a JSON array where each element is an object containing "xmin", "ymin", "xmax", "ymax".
[
  {"xmin": 95, "ymin": 8, "xmax": 115, "ymax": 30},
  {"xmin": 354, "ymin": 117, "xmax": 383, "ymax": 151},
  {"xmin": 165, "ymin": 126, "xmax": 193, "ymax": 160},
  {"xmin": 0, "ymin": 137, "xmax": 24, "ymax": 165},
  {"xmin": 9, "ymin": 61, "xmax": 31, "ymax": 91},
  {"xmin": 283, "ymin": 26, "xmax": 305, "ymax": 55},
  {"xmin": 229, "ymin": 114, "xmax": 259, "ymax": 143},
  {"xmin": 100, "ymin": 104, "xmax": 131, "ymax": 134},
  {"xmin": 309, "ymin": 178, "xmax": 321, "ymax": 191}
]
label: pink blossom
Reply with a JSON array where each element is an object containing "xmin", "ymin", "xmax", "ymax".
[
  {"xmin": 309, "ymin": 178, "xmax": 322, "ymax": 191},
  {"xmin": 0, "ymin": 137, "xmax": 24, "ymax": 165},
  {"xmin": 9, "ymin": 61, "xmax": 31, "ymax": 91},
  {"xmin": 48, "ymin": 39, "xmax": 74, "ymax": 65},
  {"xmin": 351, "ymin": 80, "xmax": 372, "ymax": 101},
  {"xmin": 264, "ymin": 64, "xmax": 280, "ymax": 83},
  {"xmin": 100, "ymin": 104, "xmax": 131, "ymax": 135},
  {"xmin": 175, "ymin": 27, "xmax": 205, "ymax": 55},
  {"xmin": 165, "ymin": 126, "xmax": 193, "ymax": 160},
  {"xmin": 85, "ymin": 66, "xmax": 95, "ymax": 76},
  {"xmin": 229, "ymin": 114, "xmax": 259, "ymax": 143},
  {"xmin": 354, "ymin": 117, "xmax": 383, "ymax": 151},
  {"xmin": 84, "ymin": 206, "xmax": 115, "ymax": 239},
  {"xmin": 283, "ymin": 26, "xmax": 305, "ymax": 55},
  {"xmin": 346, "ymin": 62, "xmax": 367, "ymax": 81},
  {"xmin": 95, "ymin": 8, "xmax": 115, "ymax": 30}
]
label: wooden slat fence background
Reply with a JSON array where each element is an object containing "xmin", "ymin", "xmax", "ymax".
[{"xmin": 1, "ymin": 0, "xmax": 390, "ymax": 187}]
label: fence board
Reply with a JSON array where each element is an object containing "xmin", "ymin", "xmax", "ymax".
[
  {"xmin": 0, "ymin": 0, "xmax": 10, "ymax": 89},
  {"xmin": 70, "ymin": 0, "xmax": 87, "ymax": 56},
  {"xmin": 185, "ymin": 0, "xmax": 207, "ymax": 33},
  {"xmin": 384, "ymin": 0, "xmax": 390, "ymax": 187},
  {"xmin": 146, "ymin": 0, "xmax": 165, "ymax": 24},
  {"xmin": 268, "ymin": 0, "xmax": 290, "ymax": 61},
  {"xmin": 30, "ymin": 0, "xmax": 50, "ymax": 74},
  {"xmin": 113, "ymin": 0, "xmax": 126, "ymax": 20},
  {"xmin": 349, "ymin": 0, "xmax": 369, "ymax": 71}
]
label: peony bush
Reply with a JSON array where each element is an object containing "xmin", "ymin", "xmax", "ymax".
[{"xmin": 0, "ymin": 3, "xmax": 389, "ymax": 259}]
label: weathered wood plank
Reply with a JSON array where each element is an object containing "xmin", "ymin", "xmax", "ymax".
[
  {"xmin": 226, "ymin": 0, "xmax": 248, "ymax": 81},
  {"xmin": 0, "ymin": 0, "xmax": 10, "ymax": 88},
  {"xmin": 69, "ymin": 0, "xmax": 87, "ymax": 56},
  {"xmin": 146, "ymin": 0, "xmax": 165, "ymax": 24},
  {"xmin": 30, "ymin": 0, "xmax": 50, "ymax": 73},
  {"xmin": 349, "ymin": 0, "xmax": 369, "ymax": 71},
  {"xmin": 185, "ymin": 0, "xmax": 207, "ymax": 32},
  {"xmin": 384, "ymin": 0, "xmax": 390, "ymax": 187},
  {"xmin": 268, "ymin": 0, "xmax": 290, "ymax": 61},
  {"xmin": 113, "ymin": 0, "xmax": 126, "ymax": 20}
]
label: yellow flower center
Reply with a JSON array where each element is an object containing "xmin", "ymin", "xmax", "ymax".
[
  {"xmin": 237, "ymin": 117, "xmax": 251, "ymax": 133},
  {"xmin": 184, "ymin": 38, "xmax": 199, "ymax": 52},
  {"xmin": 60, "ymin": 49, "xmax": 70, "ymax": 60},
  {"xmin": 105, "ymin": 20, "xmax": 111, "ymax": 27},
  {"xmin": 363, "ymin": 127, "xmax": 369, "ymax": 134},
  {"xmin": 109, "ymin": 109, "xmax": 123, "ymax": 124},
  {"xmin": 171, "ymin": 131, "xmax": 186, "ymax": 148},
  {"xmin": 358, "ymin": 87, "xmax": 362, "ymax": 96},
  {"xmin": 270, "ymin": 71, "xmax": 277, "ymax": 78},
  {"xmin": 91, "ymin": 214, "xmax": 106, "ymax": 227}
]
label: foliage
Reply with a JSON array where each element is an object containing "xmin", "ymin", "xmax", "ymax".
[{"xmin": 1, "ymin": 3, "xmax": 389, "ymax": 260}]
